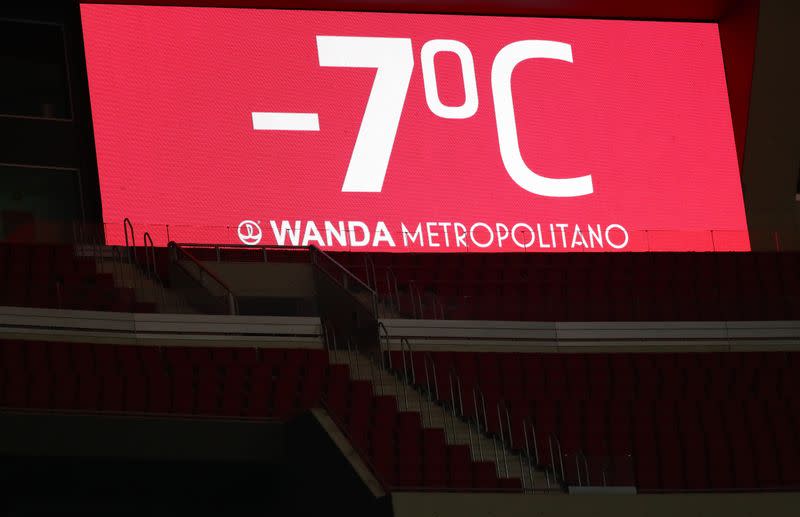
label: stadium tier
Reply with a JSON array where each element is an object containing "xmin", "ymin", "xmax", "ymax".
[
  {"xmin": 1, "ymin": 240, "xmax": 799, "ymax": 475},
  {"xmin": 0, "ymin": 243, "xmax": 156, "ymax": 312},
  {"xmin": 4, "ymin": 243, "xmax": 799, "ymax": 321},
  {"xmin": 3, "ymin": 332, "xmax": 800, "ymax": 494},
  {"xmin": 0, "ymin": 340, "xmax": 521, "ymax": 491},
  {"xmin": 387, "ymin": 350, "xmax": 800, "ymax": 490},
  {"xmin": 333, "ymin": 252, "xmax": 800, "ymax": 321}
]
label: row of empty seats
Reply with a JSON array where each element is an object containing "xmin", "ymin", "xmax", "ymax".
[
  {"xmin": 0, "ymin": 341, "xmax": 325, "ymax": 418},
  {"xmin": 0, "ymin": 340, "xmax": 512, "ymax": 492},
  {"xmin": 0, "ymin": 243, "xmax": 154, "ymax": 312},
  {"xmin": 333, "ymin": 252, "xmax": 800, "ymax": 321},
  {"xmin": 388, "ymin": 350, "xmax": 800, "ymax": 491}
]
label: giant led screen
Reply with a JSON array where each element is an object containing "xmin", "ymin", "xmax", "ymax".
[{"xmin": 80, "ymin": 4, "xmax": 749, "ymax": 251}]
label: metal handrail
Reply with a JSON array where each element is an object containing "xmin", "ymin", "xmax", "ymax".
[
  {"xmin": 522, "ymin": 418, "xmax": 537, "ymax": 492},
  {"xmin": 383, "ymin": 268, "xmax": 393, "ymax": 314},
  {"xmin": 504, "ymin": 404, "xmax": 513, "ymax": 451},
  {"xmin": 549, "ymin": 434, "xmax": 566, "ymax": 484},
  {"xmin": 408, "ymin": 280, "xmax": 424, "ymax": 318},
  {"xmin": 377, "ymin": 321, "xmax": 390, "ymax": 370},
  {"xmin": 449, "ymin": 368, "xmax": 465, "ymax": 417},
  {"xmin": 478, "ymin": 387, "xmax": 489, "ymax": 435},
  {"xmin": 123, "ymin": 218, "xmax": 135, "ymax": 264},
  {"xmin": 374, "ymin": 332, "xmax": 416, "ymax": 413},
  {"xmin": 422, "ymin": 352, "xmax": 439, "ymax": 427},
  {"xmin": 142, "ymin": 231, "xmax": 174, "ymax": 311},
  {"xmin": 176, "ymin": 242, "xmax": 308, "ymax": 252},
  {"xmin": 363, "ymin": 253, "xmax": 377, "ymax": 292},
  {"xmin": 422, "ymin": 353, "xmax": 440, "ymax": 401},
  {"xmin": 176, "ymin": 243, "xmax": 311, "ymax": 263},
  {"xmin": 582, "ymin": 451, "xmax": 591, "ymax": 486},
  {"xmin": 393, "ymin": 335, "xmax": 412, "ymax": 411},
  {"xmin": 385, "ymin": 268, "xmax": 400, "ymax": 314},
  {"xmin": 446, "ymin": 368, "xmax": 459, "ymax": 446},
  {"xmin": 142, "ymin": 231, "xmax": 159, "ymax": 280},
  {"xmin": 448, "ymin": 369, "xmax": 475, "ymax": 462},
  {"xmin": 323, "ymin": 320, "xmax": 337, "ymax": 351},
  {"xmin": 309, "ymin": 245, "xmax": 378, "ymax": 316},
  {"xmin": 400, "ymin": 337, "xmax": 415, "ymax": 385},
  {"xmin": 496, "ymin": 402, "xmax": 510, "ymax": 477},
  {"xmin": 311, "ymin": 245, "xmax": 375, "ymax": 294},
  {"xmin": 345, "ymin": 337, "xmax": 359, "ymax": 379},
  {"xmin": 398, "ymin": 350, "xmax": 409, "ymax": 412},
  {"xmin": 432, "ymin": 292, "xmax": 446, "ymax": 320},
  {"xmin": 170, "ymin": 242, "xmax": 236, "ymax": 295},
  {"xmin": 575, "ymin": 450, "xmax": 590, "ymax": 487},
  {"xmin": 169, "ymin": 241, "xmax": 239, "ymax": 315},
  {"xmin": 527, "ymin": 418, "xmax": 540, "ymax": 465},
  {"xmin": 601, "ymin": 462, "xmax": 608, "ymax": 487},
  {"xmin": 479, "ymin": 391, "xmax": 499, "ymax": 477},
  {"xmin": 472, "ymin": 386, "xmax": 487, "ymax": 461},
  {"xmin": 472, "ymin": 386, "xmax": 482, "ymax": 431}
]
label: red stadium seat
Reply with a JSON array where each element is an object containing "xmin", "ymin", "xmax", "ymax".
[
  {"xmin": 273, "ymin": 365, "xmax": 302, "ymax": 419},
  {"xmin": 448, "ymin": 444, "xmax": 473, "ymax": 489},
  {"xmin": 221, "ymin": 366, "xmax": 247, "ymax": 417},
  {"xmin": 472, "ymin": 461, "xmax": 499, "ymax": 489},
  {"xmin": 423, "ymin": 429, "xmax": 448, "ymax": 487},
  {"xmin": 196, "ymin": 366, "xmax": 222, "ymax": 415},
  {"xmin": 171, "ymin": 365, "xmax": 195, "ymax": 414},
  {"xmin": 246, "ymin": 364, "xmax": 273, "ymax": 418},
  {"xmin": 124, "ymin": 374, "xmax": 147, "ymax": 412},
  {"xmin": 3, "ymin": 334, "xmax": 798, "ymax": 493},
  {"xmin": 148, "ymin": 371, "xmax": 171, "ymax": 414},
  {"xmin": 100, "ymin": 374, "xmax": 124, "ymax": 412}
]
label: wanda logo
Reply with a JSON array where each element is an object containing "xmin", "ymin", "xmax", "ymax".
[{"xmin": 237, "ymin": 220, "xmax": 262, "ymax": 245}]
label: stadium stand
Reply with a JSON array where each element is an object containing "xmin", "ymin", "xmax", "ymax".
[
  {"xmin": 333, "ymin": 252, "xmax": 800, "ymax": 321},
  {"xmin": 0, "ymin": 243, "xmax": 155, "ymax": 312},
  {"xmin": 2, "ymin": 238, "xmax": 800, "ymax": 517},
  {"xmin": 0, "ymin": 339, "xmax": 520, "ymax": 491},
  {"xmin": 5, "ymin": 241, "xmax": 797, "ymax": 492},
  {"xmin": 387, "ymin": 350, "xmax": 800, "ymax": 490}
]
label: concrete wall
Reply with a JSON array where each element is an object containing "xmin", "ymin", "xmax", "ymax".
[
  {"xmin": 741, "ymin": 0, "xmax": 800, "ymax": 250},
  {"xmin": 0, "ymin": 411, "xmax": 285, "ymax": 462},
  {"xmin": 203, "ymin": 262, "xmax": 315, "ymax": 298},
  {"xmin": 0, "ymin": 6, "xmax": 102, "ymax": 223}
]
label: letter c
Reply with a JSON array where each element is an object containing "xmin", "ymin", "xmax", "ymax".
[{"xmin": 491, "ymin": 40, "xmax": 594, "ymax": 197}]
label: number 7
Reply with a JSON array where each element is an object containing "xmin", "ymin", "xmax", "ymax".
[{"xmin": 317, "ymin": 36, "xmax": 414, "ymax": 192}]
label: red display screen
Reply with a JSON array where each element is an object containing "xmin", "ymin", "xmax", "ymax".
[{"xmin": 80, "ymin": 4, "xmax": 749, "ymax": 252}]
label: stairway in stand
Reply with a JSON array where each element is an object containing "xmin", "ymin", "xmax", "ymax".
[{"xmin": 327, "ymin": 349, "xmax": 554, "ymax": 492}]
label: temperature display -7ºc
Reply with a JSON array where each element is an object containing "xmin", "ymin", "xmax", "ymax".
[
  {"xmin": 253, "ymin": 36, "xmax": 593, "ymax": 197},
  {"xmin": 80, "ymin": 5, "xmax": 749, "ymax": 252}
]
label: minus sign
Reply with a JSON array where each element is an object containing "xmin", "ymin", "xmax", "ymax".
[{"xmin": 252, "ymin": 112, "xmax": 320, "ymax": 131}]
